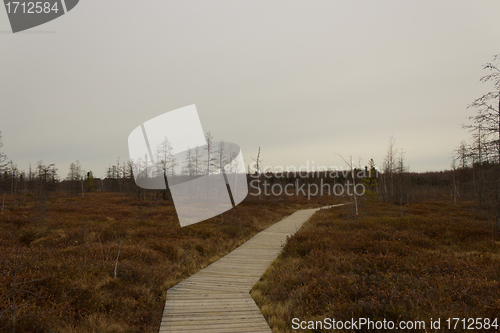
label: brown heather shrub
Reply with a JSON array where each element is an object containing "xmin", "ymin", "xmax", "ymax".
[
  {"xmin": 252, "ymin": 199, "xmax": 500, "ymax": 332},
  {"xmin": 0, "ymin": 191, "xmax": 335, "ymax": 332}
]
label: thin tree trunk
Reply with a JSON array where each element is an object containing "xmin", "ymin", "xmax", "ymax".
[
  {"xmin": 83, "ymin": 220, "xmax": 87, "ymax": 269},
  {"xmin": 497, "ymin": 90, "xmax": 500, "ymax": 228},
  {"xmin": 114, "ymin": 241, "xmax": 121, "ymax": 279},
  {"xmin": 1, "ymin": 192, "xmax": 5, "ymax": 215},
  {"xmin": 98, "ymin": 234, "xmax": 105, "ymax": 268},
  {"xmin": 350, "ymin": 156, "xmax": 358, "ymax": 216}
]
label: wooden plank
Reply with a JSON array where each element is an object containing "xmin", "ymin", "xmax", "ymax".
[{"xmin": 159, "ymin": 204, "xmax": 346, "ymax": 332}]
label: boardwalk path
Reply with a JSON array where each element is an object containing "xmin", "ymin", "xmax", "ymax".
[{"xmin": 159, "ymin": 204, "xmax": 346, "ymax": 333}]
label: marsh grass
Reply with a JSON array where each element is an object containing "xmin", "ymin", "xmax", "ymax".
[
  {"xmin": 0, "ymin": 192, "xmax": 336, "ymax": 332},
  {"xmin": 252, "ymin": 199, "xmax": 500, "ymax": 332}
]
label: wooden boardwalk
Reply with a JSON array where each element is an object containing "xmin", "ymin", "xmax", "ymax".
[{"xmin": 159, "ymin": 204, "xmax": 346, "ymax": 333}]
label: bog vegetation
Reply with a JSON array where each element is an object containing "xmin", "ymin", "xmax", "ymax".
[
  {"xmin": 0, "ymin": 191, "xmax": 334, "ymax": 332},
  {"xmin": 252, "ymin": 199, "xmax": 500, "ymax": 332}
]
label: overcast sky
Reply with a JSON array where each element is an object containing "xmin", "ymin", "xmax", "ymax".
[{"xmin": 1, "ymin": 0, "xmax": 499, "ymax": 178}]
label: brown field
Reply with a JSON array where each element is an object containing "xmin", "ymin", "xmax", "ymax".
[
  {"xmin": 3, "ymin": 190, "xmax": 500, "ymax": 333},
  {"xmin": 0, "ymin": 191, "xmax": 337, "ymax": 332},
  {"xmin": 251, "ymin": 198, "xmax": 500, "ymax": 332}
]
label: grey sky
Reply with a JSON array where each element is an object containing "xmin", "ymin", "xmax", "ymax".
[{"xmin": 1, "ymin": 0, "xmax": 499, "ymax": 178}]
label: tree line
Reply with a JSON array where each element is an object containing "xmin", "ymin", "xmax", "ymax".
[{"xmin": 0, "ymin": 55, "xmax": 498, "ymax": 218}]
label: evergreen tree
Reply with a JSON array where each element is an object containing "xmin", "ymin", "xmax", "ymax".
[{"xmin": 86, "ymin": 171, "xmax": 94, "ymax": 192}]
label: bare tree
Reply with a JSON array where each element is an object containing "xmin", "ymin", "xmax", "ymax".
[
  {"xmin": 216, "ymin": 139, "xmax": 227, "ymax": 172},
  {"xmin": 66, "ymin": 163, "xmax": 78, "ymax": 181},
  {"xmin": 141, "ymin": 153, "xmax": 152, "ymax": 179},
  {"xmin": 451, "ymin": 160, "xmax": 458, "ymax": 205},
  {"xmin": 155, "ymin": 137, "xmax": 177, "ymax": 178},
  {"xmin": 152, "ymin": 137, "xmax": 177, "ymax": 200},
  {"xmin": 396, "ymin": 149, "xmax": 410, "ymax": 211},
  {"xmin": 204, "ymin": 132, "xmax": 215, "ymax": 174},
  {"xmin": 181, "ymin": 147, "xmax": 196, "ymax": 176},
  {"xmin": 0, "ymin": 131, "xmax": 7, "ymax": 175},
  {"xmin": 7, "ymin": 161, "xmax": 18, "ymax": 195},
  {"xmin": 463, "ymin": 55, "xmax": 500, "ymax": 223},
  {"xmin": 465, "ymin": 55, "xmax": 500, "ymax": 161},
  {"xmin": 66, "ymin": 161, "xmax": 83, "ymax": 195},
  {"xmin": 453, "ymin": 140, "xmax": 469, "ymax": 170},
  {"xmin": 35, "ymin": 161, "xmax": 57, "ymax": 228},
  {"xmin": 338, "ymin": 154, "xmax": 358, "ymax": 215},
  {"xmin": 251, "ymin": 147, "xmax": 262, "ymax": 198},
  {"xmin": 0, "ymin": 132, "xmax": 7, "ymax": 202},
  {"xmin": 252, "ymin": 147, "xmax": 261, "ymax": 175},
  {"xmin": 194, "ymin": 146, "xmax": 202, "ymax": 176},
  {"xmin": 382, "ymin": 136, "xmax": 398, "ymax": 203}
]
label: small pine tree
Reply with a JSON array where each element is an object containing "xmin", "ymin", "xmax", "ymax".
[{"xmin": 86, "ymin": 171, "xmax": 94, "ymax": 192}]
